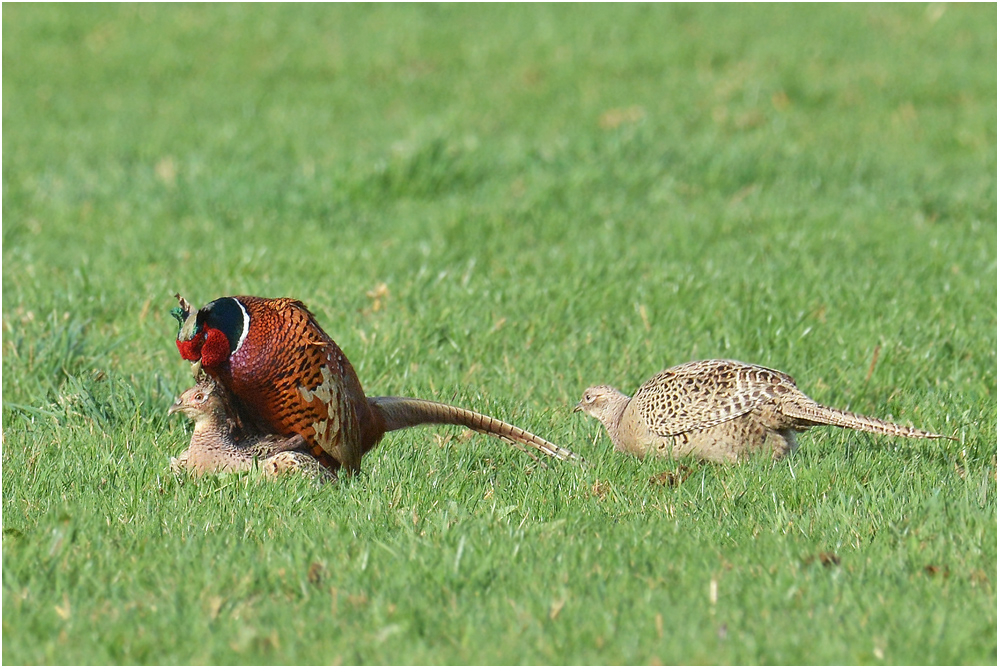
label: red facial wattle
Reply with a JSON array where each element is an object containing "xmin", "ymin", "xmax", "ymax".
[
  {"xmin": 199, "ymin": 327, "xmax": 232, "ymax": 368},
  {"xmin": 176, "ymin": 330, "xmax": 206, "ymax": 362}
]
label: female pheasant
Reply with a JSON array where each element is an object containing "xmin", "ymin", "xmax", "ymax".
[
  {"xmin": 575, "ymin": 359, "xmax": 952, "ymax": 463},
  {"xmin": 169, "ymin": 376, "xmax": 334, "ymax": 481},
  {"xmin": 172, "ymin": 294, "xmax": 578, "ymax": 475}
]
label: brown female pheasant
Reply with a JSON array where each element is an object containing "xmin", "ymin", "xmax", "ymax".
[
  {"xmin": 169, "ymin": 376, "xmax": 334, "ymax": 481},
  {"xmin": 172, "ymin": 294, "xmax": 578, "ymax": 475},
  {"xmin": 575, "ymin": 359, "xmax": 952, "ymax": 463}
]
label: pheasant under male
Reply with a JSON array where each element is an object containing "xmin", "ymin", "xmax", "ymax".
[
  {"xmin": 172, "ymin": 294, "xmax": 578, "ymax": 475},
  {"xmin": 169, "ymin": 376, "xmax": 334, "ymax": 481}
]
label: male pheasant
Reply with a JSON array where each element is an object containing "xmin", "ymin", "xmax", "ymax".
[
  {"xmin": 172, "ymin": 294, "xmax": 578, "ymax": 475},
  {"xmin": 169, "ymin": 376, "xmax": 334, "ymax": 481},
  {"xmin": 575, "ymin": 359, "xmax": 952, "ymax": 463}
]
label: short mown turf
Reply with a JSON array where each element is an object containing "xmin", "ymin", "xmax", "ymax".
[{"xmin": 3, "ymin": 4, "xmax": 996, "ymax": 664}]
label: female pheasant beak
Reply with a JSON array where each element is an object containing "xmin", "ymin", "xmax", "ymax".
[{"xmin": 168, "ymin": 397, "xmax": 183, "ymax": 415}]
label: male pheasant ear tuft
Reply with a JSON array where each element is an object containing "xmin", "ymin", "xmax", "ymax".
[
  {"xmin": 171, "ymin": 294, "xmax": 190, "ymax": 327},
  {"xmin": 174, "ymin": 294, "xmax": 202, "ymax": 342}
]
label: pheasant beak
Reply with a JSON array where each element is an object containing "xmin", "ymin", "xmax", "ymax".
[
  {"xmin": 572, "ymin": 402, "xmax": 583, "ymax": 413},
  {"xmin": 168, "ymin": 399, "xmax": 182, "ymax": 416}
]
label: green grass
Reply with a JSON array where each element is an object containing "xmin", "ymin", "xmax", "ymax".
[{"xmin": 3, "ymin": 4, "xmax": 996, "ymax": 664}]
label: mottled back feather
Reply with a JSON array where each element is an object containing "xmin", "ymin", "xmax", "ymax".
[{"xmin": 633, "ymin": 359, "xmax": 798, "ymax": 437}]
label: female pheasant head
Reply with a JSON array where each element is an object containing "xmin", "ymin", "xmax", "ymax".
[
  {"xmin": 168, "ymin": 378, "xmax": 224, "ymax": 421},
  {"xmin": 172, "ymin": 294, "xmax": 250, "ymax": 369},
  {"xmin": 574, "ymin": 385, "xmax": 631, "ymax": 434},
  {"xmin": 167, "ymin": 375, "xmax": 238, "ymax": 447}
]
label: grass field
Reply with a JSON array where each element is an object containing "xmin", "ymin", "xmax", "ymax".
[{"xmin": 2, "ymin": 4, "xmax": 996, "ymax": 664}]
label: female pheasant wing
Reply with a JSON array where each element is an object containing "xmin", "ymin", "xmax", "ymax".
[{"xmin": 631, "ymin": 359, "xmax": 796, "ymax": 437}]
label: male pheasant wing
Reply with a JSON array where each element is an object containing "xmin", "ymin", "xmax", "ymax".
[
  {"xmin": 632, "ymin": 359, "xmax": 794, "ymax": 437},
  {"xmin": 278, "ymin": 299, "xmax": 366, "ymax": 473}
]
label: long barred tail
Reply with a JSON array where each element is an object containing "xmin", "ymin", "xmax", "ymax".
[
  {"xmin": 781, "ymin": 400, "xmax": 953, "ymax": 440},
  {"xmin": 368, "ymin": 396, "xmax": 583, "ymax": 463}
]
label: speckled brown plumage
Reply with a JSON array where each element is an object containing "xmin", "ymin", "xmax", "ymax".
[
  {"xmin": 174, "ymin": 295, "xmax": 579, "ymax": 475},
  {"xmin": 259, "ymin": 450, "xmax": 338, "ymax": 479},
  {"xmin": 575, "ymin": 359, "xmax": 952, "ymax": 463},
  {"xmin": 168, "ymin": 377, "xmax": 334, "ymax": 481}
]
